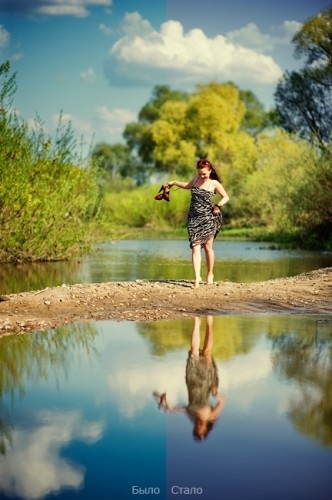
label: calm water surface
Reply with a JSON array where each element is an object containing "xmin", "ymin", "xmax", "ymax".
[
  {"xmin": 1, "ymin": 314, "xmax": 331, "ymax": 500},
  {"xmin": 1, "ymin": 240, "xmax": 331, "ymax": 294}
]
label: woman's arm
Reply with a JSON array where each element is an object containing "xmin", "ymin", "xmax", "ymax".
[
  {"xmin": 210, "ymin": 394, "xmax": 225, "ymax": 420},
  {"xmin": 213, "ymin": 180, "xmax": 229, "ymax": 208},
  {"xmin": 153, "ymin": 392, "xmax": 186, "ymax": 414},
  {"xmin": 166, "ymin": 177, "xmax": 195, "ymax": 190}
]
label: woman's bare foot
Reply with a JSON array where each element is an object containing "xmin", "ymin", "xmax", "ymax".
[
  {"xmin": 193, "ymin": 277, "xmax": 202, "ymax": 289},
  {"xmin": 207, "ymin": 273, "xmax": 214, "ymax": 285}
]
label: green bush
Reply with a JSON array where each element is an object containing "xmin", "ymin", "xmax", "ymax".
[
  {"xmin": 101, "ymin": 182, "xmax": 192, "ymax": 231},
  {"xmin": 0, "ymin": 62, "xmax": 100, "ymax": 262}
]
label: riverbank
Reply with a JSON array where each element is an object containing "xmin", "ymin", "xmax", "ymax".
[{"xmin": 0, "ymin": 267, "xmax": 331, "ymax": 336}]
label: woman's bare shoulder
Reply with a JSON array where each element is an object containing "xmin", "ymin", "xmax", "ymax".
[{"xmin": 212, "ymin": 179, "xmax": 222, "ymax": 190}]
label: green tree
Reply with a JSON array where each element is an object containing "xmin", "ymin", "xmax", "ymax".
[
  {"xmin": 138, "ymin": 84, "xmax": 189, "ymax": 123},
  {"xmin": 150, "ymin": 100, "xmax": 196, "ymax": 175},
  {"xmin": 238, "ymin": 89, "xmax": 277, "ymax": 136},
  {"xmin": 271, "ymin": 320, "xmax": 332, "ymax": 446},
  {"xmin": 234, "ymin": 128, "xmax": 331, "ymax": 248},
  {"xmin": 91, "ymin": 142, "xmax": 148, "ymax": 185},
  {"xmin": 185, "ymin": 82, "xmax": 245, "ymax": 157},
  {"xmin": 149, "ymin": 81, "xmax": 258, "ymax": 184},
  {"xmin": 286, "ymin": 145, "xmax": 332, "ymax": 247},
  {"xmin": 233, "ymin": 130, "xmax": 312, "ymax": 228},
  {"xmin": 293, "ymin": 6, "xmax": 332, "ymax": 83},
  {"xmin": 274, "ymin": 7, "xmax": 332, "ymax": 147},
  {"xmin": 123, "ymin": 85, "xmax": 189, "ymax": 165}
]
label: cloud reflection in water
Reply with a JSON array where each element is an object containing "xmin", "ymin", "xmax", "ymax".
[{"xmin": 0, "ymin": 410, "xmax": 104, "ymax": 499}]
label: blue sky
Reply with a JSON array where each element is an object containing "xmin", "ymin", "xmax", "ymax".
[{"xmin": 0, "ymin": 0, "xmax": 330, "ymax": 152}]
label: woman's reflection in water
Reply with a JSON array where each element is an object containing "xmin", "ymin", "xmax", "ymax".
[{"xmin": 154, "ymin": 316, "xmax": 225, "ymax": 441}]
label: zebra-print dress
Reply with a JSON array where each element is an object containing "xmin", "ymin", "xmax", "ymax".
[{"xmin": 187, "ymin": 186, "xmax": 222, "ymax": 248}]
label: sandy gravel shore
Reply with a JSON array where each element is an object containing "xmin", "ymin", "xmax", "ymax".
[{"xmin": 0, "ymin": 267, "xmax": 331, "ymax": 336}]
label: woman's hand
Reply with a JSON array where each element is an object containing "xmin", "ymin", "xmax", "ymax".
[{"xmin": 212, "ymin": 205, "xmax": 221, "ymax": 216}]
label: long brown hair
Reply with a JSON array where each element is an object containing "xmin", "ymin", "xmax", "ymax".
[{"xmin": 196, "ymin": 159, "xmax": 222, "ymax": 183}]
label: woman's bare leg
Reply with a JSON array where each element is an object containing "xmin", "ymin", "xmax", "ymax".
[
  {"xmin": 192, "ymin": 243, "xmax": 202, "ymax": 288},
  {"xmin": 202, "ymin": 315, "xmax": 213, "ymax": 361},
  {"xmin": 204, "ymin": 236, "xmax": 215, "ymax": 285},
  {"xmin": 190, "ymin": 316, "xmax": 201, "ymax": 357}
]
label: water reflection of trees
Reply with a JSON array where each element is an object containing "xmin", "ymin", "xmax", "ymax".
[
  {"xmin": 0, "ymin": 259, "xmax": 82, "ymax": 294},
  {"xmin": 270, "ymin": 319, "xmax": 332, "ymax": 447},
  {"xmin": 137, "ymin": 316, "xmax": 262, "ymax": 360},
  {"xmin": 0, "ymin": 323, "xmax": 99, "ymax": 454}
]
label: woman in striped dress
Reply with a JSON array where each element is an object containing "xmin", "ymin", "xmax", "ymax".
[{"xmin": 166, "ymin": 159, "xmax": 229, "ymax": 288}]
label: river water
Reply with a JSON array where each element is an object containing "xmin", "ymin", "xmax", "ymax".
[{"xmin": 1, "ymin": 240, "xmax": 332, "ymax": 294}]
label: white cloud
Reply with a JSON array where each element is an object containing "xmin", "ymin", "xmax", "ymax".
[
  {"xmin": 95, "ymin": 105, "xmax": 137, "ymax": 140},
  {"xmin": 121, "ymin": 11, "xmax": 155, "ymax": 36},
  {"xmin": 221, "ymin": 349, "xmax": 272, "ymax": 391},
  {"xmin": 108, "ymin": 356, "xmax": 187, "ymax": 418},
  {"xmin": 0, "ymin": 0, "xmax": 113, "ymax": 18},
  {"xmin": 12, "ymin": 52, "xmax": 23, "ymax": 61},
  {"xmin": 105, "ymin": 13, "xmax": 283, "ymax": 88},
  {"xmin": 99, "ymin": 22, "xmax": 112, "ymax": 36},
  {"xmin": 0, "ymin": 24, "xmax": 23, "ymax": 62},
  {"xmin": 96, "ymin": 105, "xmax": 136, "ymax": 125},
  {"xmin": 51, "ymin": 112, "xmax": 93, "ymax": 136},
  {"xmin": 226, "ymin": 20, "xmax": 302, "ymax": 53},
  {"xmin": 0, "ymin": 24, "xmax": 10, "ymax": 47},
  {"xmin": 80, "ymin": 67, "xmax": 97, "ymax": 83},
  {"xmin": 226, "ymin": 22, "xmax": 274, "ymax": 52},
  {"xmin": 276, "ymin": 20, "xmax": 302, "ymax": 44},
  {"xmin": 0, "ymin": 410, "xmax": 104, "ymax": 499}
]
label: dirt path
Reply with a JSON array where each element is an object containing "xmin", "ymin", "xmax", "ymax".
[{"xmin": 0, "ymin": 267, "xmax": 331, "ymax": 336}]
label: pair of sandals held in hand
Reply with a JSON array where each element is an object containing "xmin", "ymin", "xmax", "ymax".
[{"xmin": 154, "ymin": 185, "xmax": 170, "ymax": 202}]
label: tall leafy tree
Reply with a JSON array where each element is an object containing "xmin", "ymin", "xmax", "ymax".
[
  {"xmin": 274, "ymin": 7, "xmax": 332, "ymax": 147},
  {"xmin": 123, "ymin": 85, "xmax": 189, "ymax": 164},
  {"xmin": 185, "ymin": 82, "xmax": 246, "ymax": 158},
  {"xmin": 238, "ymin": 89, "xmax": 279, "ymax": 136},
  {"xmin": 150, "ymin": 82, "xmax": 257, "ymax": 184},
  {"xmin": 150, "ymin": 100, "xmax": 195, "ymax": 174},
  {"xmin": 138, "ymin": 84, "xmax": 189, "ymax": 123},
  {"xmin": 287, "ymin": 145, "xmax": 332, "ymax": 246},
  {"xmin": 293, "ymin": 6, "xmax": 332, "ymax": 84}
]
